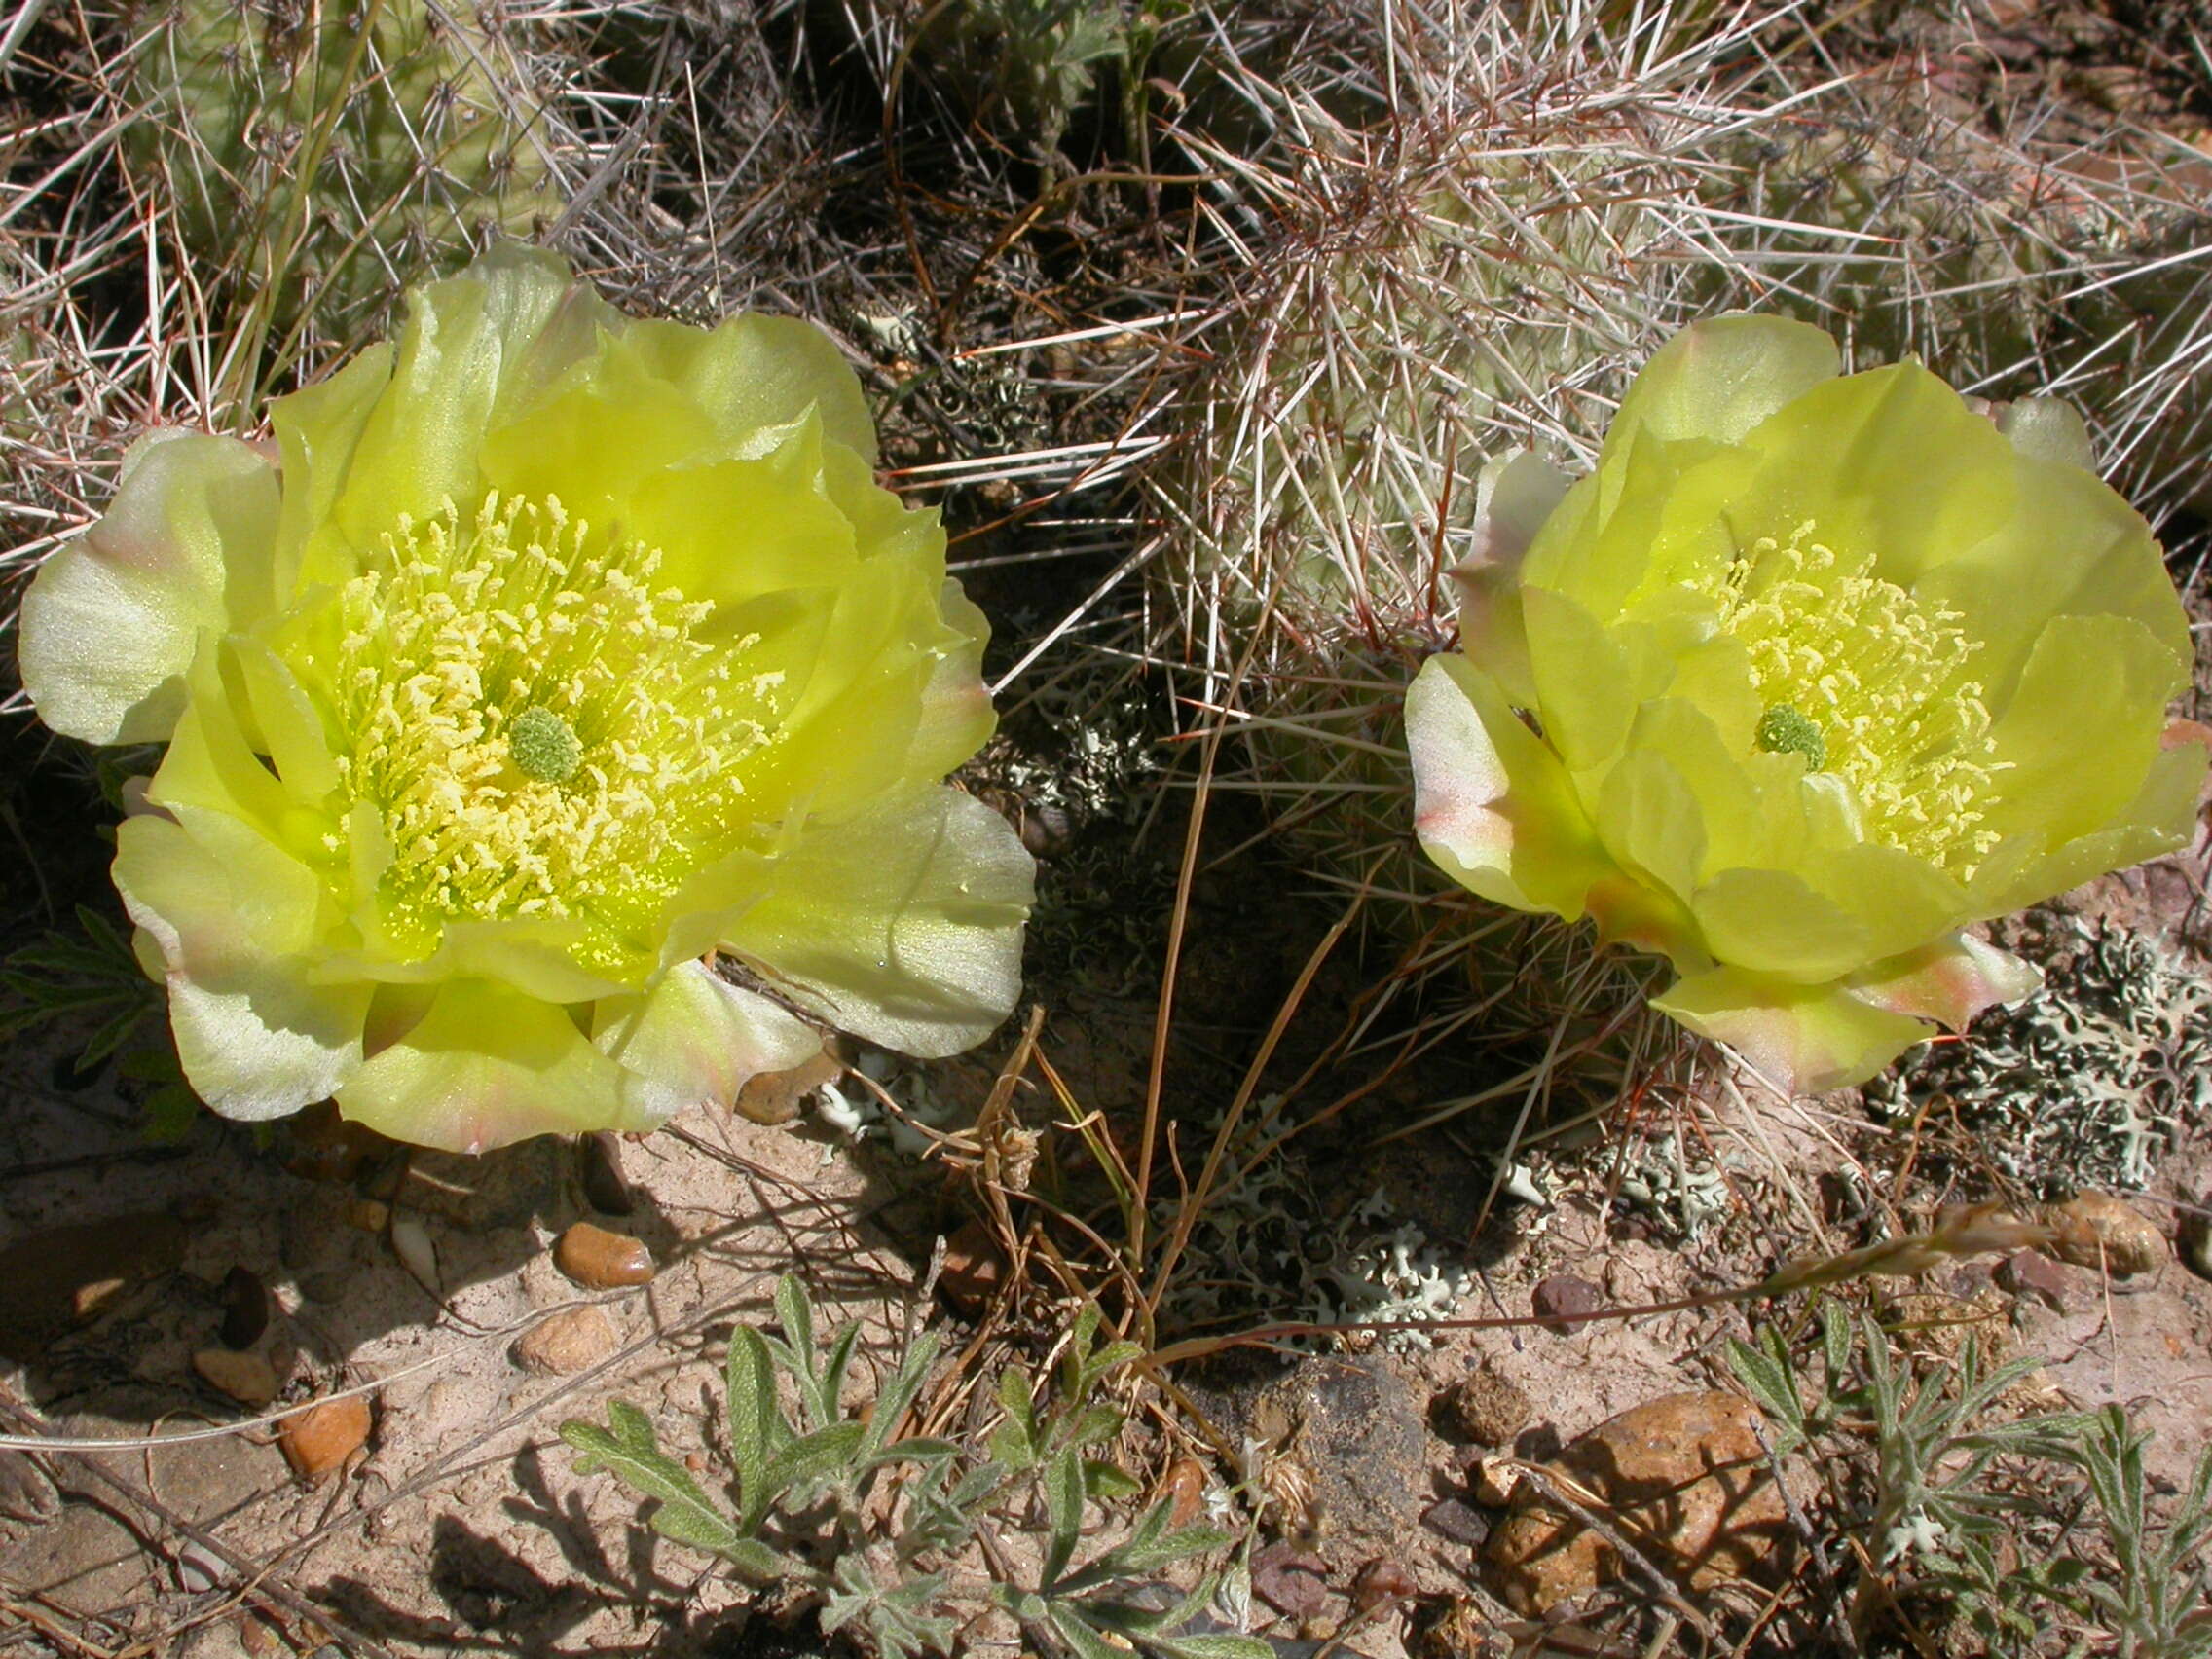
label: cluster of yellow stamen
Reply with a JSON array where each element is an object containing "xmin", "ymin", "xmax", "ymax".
[
  {"xmin": 320, "ymin": 494, "xmax": 779, "ymax": 974},
  {"xmin": 1699, "ymin": 523, "xmax": 2006, "ymax": 875}
]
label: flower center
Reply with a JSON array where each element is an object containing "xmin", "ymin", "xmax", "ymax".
[
  {"xmin": 1700, "ymin": 524, "xmax": 2004, "ymax": 876},
  {"xmin": 323, "ymin": 494, "xmax": 782, "ymax": 975}
]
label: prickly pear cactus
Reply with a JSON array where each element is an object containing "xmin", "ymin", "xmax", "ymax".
[
  {"xmin": 129, "ymin": 0, "xmax": 555, "ymax": 344},
  {"xmin": 1166, "ymin": 10, "xmax": 1748, "ymax": 922},
  {"xmin": 1154, "ymin": 2, "xmax": 2211, "ymax": 1090},
  {"xmin": 1723, "ymin": 101, "xmax": 2212, "ymax": 516}
]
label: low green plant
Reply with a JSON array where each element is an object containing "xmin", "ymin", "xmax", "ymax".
[
  {"xmin": 1730, "ymin": 1301, "xmax": 2212, "ymax": 1655},
  {"xmin": 0, "ymin": 905, "xmax": 200, "ymax": 1138},
  {"xmin": 951, "ymin": 0, "xmax": 1129, "ymax": 153},
  {"xmin": 883, "ymin": 0, "xmax": 1192, "ymax": 159},
  {"xmin": 563, "ymin": 1275, "xmax": 1265, "ymax": 1659}
]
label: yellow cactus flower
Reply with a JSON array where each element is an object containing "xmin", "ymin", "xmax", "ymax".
[
  {"xmin": 20, "ymin": 247, "xmax": 1034, "ymax": 1152},
  {"xmin": 1407, "ymin": 315, "xmax": 2204, "ymax": 1093}
]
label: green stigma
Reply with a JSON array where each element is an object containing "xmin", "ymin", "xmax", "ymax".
[
  {"xmin": 1755, "ymin": 703, "xmax": 1826, "ymax": 771},
  {"xmin": 508, "ymin": 705, "xmax": 583, "ymax": 784}
]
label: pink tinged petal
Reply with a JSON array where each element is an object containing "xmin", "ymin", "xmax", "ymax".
[
  {"xmin": 1405, "ymin": 653, "xmax": 1617, "ymax": 922},
  {"xmin": 1849, "ymin": 934, "xmax": 2041, "ymax": 1031},
  {"xmin": 1652, "ymin": 966, "xmax": 1933, "ymax": 1096},
  {"xmin": 1458, "ymin": 450, "xmax": 1573, "ymax": 582},
  {"xmin": 339, "ymin": 978, "xmax": 645, "ymax": 1154},
  {"xmin": 1450, "ymin": 458, "xmax": 1576, "ymax": 709},
  {"xmin": 19, "ymin": 432, "xmax": 279, "ymax": 745},
  {"xmin": 114, "ymin": 810, "xmax": 369, "ymax": 1121},
  {"xmin": 719, "ymin": 785, "xmax": 1034, "ymax": 1059},
  {"xmin": 591, "ymin": 960, "xmax": 824, "ymax": 1122}
]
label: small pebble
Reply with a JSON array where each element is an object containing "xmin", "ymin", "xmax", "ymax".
[
  {"xmin": 1530, "ymin": 1274, "xmax": 1604, "ymax": 1336},
  {"xmin": 219, "ymin": 1267, "xmax": 270, "ymax": 1350},
  {"xmin": 389, "ymin": 1213, "xmax": 441, "ymax": 1297},
  {"xmin": 554, "ymin": 1222, "xmax": 655, "ymax": 1289},
  {"xmin": 1471, "ymin": 1455, "xmax": 1522, "ymax": 1509},
  {"xmin": 1152, "ymin": 1456, "xmax": 1207, "ymax": 1530},
  {"xmin": 1251, "ymin": 1541, "xmax": 1332, "ymax": 1619},
  {"xmin": 1422, "ymin": 1496, "xmax": 1492, "ymax": 1547},
  {"xmin": 735, "ymin": 1042, "xmax": 844, "ymax": 1126},
  {"xmin": 1996, "ymin": 1249, "xmax": 2070, "ymax": 1312},
  {"xmin": 175, "ymin": 1538, "xmax": 228, "ymax": 1594},
  {"xmin": 73, "ymin": 1275, "xmax": 129, "ymax": 1320},
  {"xmin": 278, "ymin": 1395, "xmax": 372, "ymax": 1482},
  {"xmin": 2045, "ymin": 1193, "xmax": 2165, "ymax": 1277},
  {"xmin": 513, "ymin": 1307, "xmax": 618, "ymax": 1376},
  {"xmin": 345, "ymin": 1198, "xmax": 390, "ymax": 1234},
  {"xmin": 1483, "ymin": 1391, "xmax": 1788, "ymax": 1615},
  {"xmin": 936, "ymin": 1217, "xmax": 1007, "ymax": 1316},
  {"xmin": 194, "ymin": 1347, "xmax": 280, "ymax": 1408},
  {"xmin": 579, "ymin": 1132, "xmax": 635, "ymax": 1216},
  {"xmin": 1434, "ymin": 1366, "xmax": 1534, "ymax": 1446},
  {"xmin": 1351, "ymin": 1558, "xmax": 1417, "ymax": 1613},
  {"xmin": 2180, "ymin": 1200, "xmax": 2212, "ymax": 1283}
]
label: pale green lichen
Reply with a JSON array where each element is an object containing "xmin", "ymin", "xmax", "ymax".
[{"xmin": 1866, "ymin": 914, "xmax": 2212, "ymax": 1195}]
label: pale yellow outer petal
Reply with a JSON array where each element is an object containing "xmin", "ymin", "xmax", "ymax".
[
  {"xmin": 20, "ymin": 432, "xmax": 279, "ymax": 744},
  {"xmin": 1406, "ymin": 652, "xmax": 1619, "ymax": 921},
  {"xmin": 115, "ymin": 808, "xmax": 370, "ymax": 1120},
  {"xmin": 1652, "ymin": 966, "xmax": 1933, "ymax": 1095},
  {"xmin": 718, "ymin": 786, "xmax": 1034, "ymax": 1058},
  {"xmin": 1605, "ymin": 313, "xmax": 1841, "ymax": 458},
  {"xmin": 591, "ymin": 959, "xmax": 825, "ymax": 1122},
  {"xmin": 338, "ymin": 977, "xmax": 651, "ymax": 1153}
]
